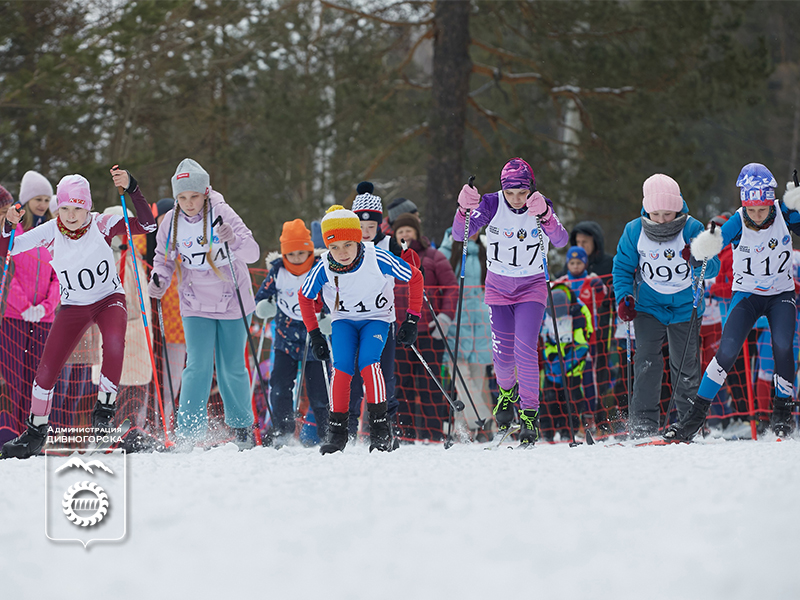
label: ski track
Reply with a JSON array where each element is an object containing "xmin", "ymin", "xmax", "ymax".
[{"xmin": 2, "ymin": 439, "xmax": 798, "ymax": 600}]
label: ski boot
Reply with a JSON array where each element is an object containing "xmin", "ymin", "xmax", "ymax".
[
  {"xmin": 518, "ymin": 409, "xmax": 539, "ymax": 448},
  {"xmin": 390, "ymin": 414, "xmax": 401, "ymax": 450},
  {"xmin": 770, "ymin": 397, "xmax": 796, "ymax": 438},
  {"xmin": 1, "ymin": 416, "xmax": 48, "ymax": 459},
  {"xmin": 320, "ymin": 411, "xmax": 349, "ymax": 455},
  {"xmin": 368, "ymin": 402, "xmax": 392, "ymax": 452},
  {"xmin": 663, "ymin": 396, "xmax": 711, "ymax": 442},
  {"xmin": 91, "ymin": 392, "xmax": 117, "ymax": 432},
  {"xmin": 233, "ymin": 427, "xmax": 255, "ymax": 451},
  {"xmin": 493, "ymin": 383, "xmax": 519, "ymax": 433}
]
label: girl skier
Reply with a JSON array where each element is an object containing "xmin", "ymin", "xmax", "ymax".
[
  {"xmin": 453, "ymin": 158, "xmax": 569, "ymax": 446},
  {"xmin": 1, "ymin": 167, "xmax": 157, "ymax": 459},
  {"xmin": 148, "ymin": 158, "xmax": 260, "ymax": 447},
  {"xmin": 665, "ymin": 163, "xmax": 800, "ymax": 441},
  {"xmin": 298, "ymin": 205, "xmax": 423, "ymax": 454}
]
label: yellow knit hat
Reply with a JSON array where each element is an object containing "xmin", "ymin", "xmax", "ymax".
[{"xmin": 320, "ymin": 205, "xmax": 361, "ymax": 247}]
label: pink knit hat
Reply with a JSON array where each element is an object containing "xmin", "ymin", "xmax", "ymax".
[
  {"xmin": 642, "ymin": 174, "xmax": 683, "ymax": 214},
  {"xmin": 56, "ymin": 174, "xmax": 92, "ymax": 211}
]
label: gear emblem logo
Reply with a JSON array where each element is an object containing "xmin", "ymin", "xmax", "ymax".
[{"xmin": 62, "ymin": 481, "xmax": 109, "ymax": 527}]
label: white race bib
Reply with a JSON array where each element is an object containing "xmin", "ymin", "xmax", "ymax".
[
  {"xmin": 732, "ymin": 201, "xmax": 794, "ymax": 294},
  {"xmin": 485, "ymin": 191, "xmax": 550, "ymax": 277}
]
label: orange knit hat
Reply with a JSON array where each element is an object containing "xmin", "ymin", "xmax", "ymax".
[
  {"xmin": 320, "ymin": 205, "xmax": 361, "ymax": 247},
  {"xmin": 280, "ymin": 219, "xmax": 313, "ymax": 254}
]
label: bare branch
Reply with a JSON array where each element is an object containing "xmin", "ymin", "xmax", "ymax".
[
  {"xmin": 472, "ymin": 62, "xmax": 545, "ymax": 85},
  {"xmin": 470, "ymin": 39, "xmax": 541, "ymax": 71},
  {"xmin": 319, "ymin": 1, "xmax": 433, "ymax": 27}
]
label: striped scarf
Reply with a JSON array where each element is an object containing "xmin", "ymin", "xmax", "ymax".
[
  {"xmin": 57, "ymin": 215, "xmax": 91, "ymax": 240},
  {"xmin": 327, "ymin": 242, "xmax": 365, "ymax": 274}
]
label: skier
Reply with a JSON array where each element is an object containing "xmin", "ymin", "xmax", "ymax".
[
  {"xmin": 1, "ymin": 167, "xmax": 157, "ymax": 459},
  {"xmin": 148, "ymin": 158, "xmax": 260, "ymax": 448},
  {"xmin": 453, "ymin": 157, "xmax": 569, "ymax": 447},
  {"xmin": 298, "ymin": 205, "xmax": 423, "ymax": 454},
  {"xmin": 665, "ymin": 163, "xmax": 800, "ymax": 441},
  {"xmin": 254, "ymin": 218, "xmax": 329, "ymax": 445},
  {"xmin": 613, "ymin": 174, "xmax": 720, "ymax": 437}
]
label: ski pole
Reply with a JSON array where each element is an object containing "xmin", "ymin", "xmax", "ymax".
[
  {"xmin": 113, "ymin": 170, "xmax": 173, "ymax": 448},
  {"xmin": 248, "ymin": 316, "xmax": 268, "ymax": 410},
  {"xmin": 220, "ymin": 224, "xmax": 273, "ymax": 442},
  {"xmin": 294, "ymin": 333, "xmax": 311, "ymax": 418},
  {"xmin": 660, "ymin": 222, "xmax": 716, "ymax": 433},
  {"xmin": 626, "ymin": 313, "xmax": 633, "ymax": 427},
  {"xmin": 534, "ymin": 213, "xmax": 590, "ymax": 446},
  {"xmin": 0, "ymin": 203, "xmax": 21, "ymax": 313},
  {"xmin": 410, "ymin": 343, "xmax": 461, "ymax": 413},
  {"xmin": 152, "ymin": 273, "xmax": 177, "ymax": 427}
]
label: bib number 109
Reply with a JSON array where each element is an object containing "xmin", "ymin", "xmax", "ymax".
[{"xmin": 60, "ymin": 260, "xmax": 118, "ymax": 297}]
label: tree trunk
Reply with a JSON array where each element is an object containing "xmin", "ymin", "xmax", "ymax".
[{"xmin": 425, "ymin": 0, "xmax": 471, "ymax": 246}]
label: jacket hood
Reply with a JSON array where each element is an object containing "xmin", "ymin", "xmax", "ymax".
[{"xmin": 569, "ymin": 220, "xmax": 607, "ymax": 258}]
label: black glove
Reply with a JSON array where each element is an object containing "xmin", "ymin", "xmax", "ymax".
[
  {"xmin": 126, "ymin": 170, "xmax": 138, "ymax": 193},
  {"xmin": 396, "ymin": 313, "xmax": 420, "ymax": 347},
  {"xmin": 309, "ymin": 328, "xmax": 330, "ymax": 361}
]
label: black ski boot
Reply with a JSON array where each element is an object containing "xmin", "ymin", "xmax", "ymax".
[
  {"xmin": 493, "ymin": 383, "xmax": 519, "ymax": 432},
  {"xmin": 368, "ymin": 402, "xmax": 392, "ymax": 453},
  {"xmin": 233, "ymin": 427, "xmax": 255, "ymax": 451},
  {"xmin": 92, "ymin": 392, "xmax": 117, "ymax": 432},
  {"xmin": 390, "ymin": 414, "xmax": 401, "ymax": 450},
  {"xmin": 664, "ymin": 396, "xmax": 711, "ymax": 442},
  {"xmin": 1, "ymin": 417, "xmax": 48, "ymax": 459},
  {"xmin": 320, "ymin": 411, "xmax": 349, "ymax": 455},
  {"xmin": 518, "ymin": 409, "xmax": 539, "ymax": 448},
  {"xmin": 770, "ymin": 397, "xmax": 796, "ymax": 437}
]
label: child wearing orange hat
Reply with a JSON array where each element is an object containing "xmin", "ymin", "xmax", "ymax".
[
  {"xmin": 299, "ymin": 205, "xmax": 423, "ymax": 454},
  {"xmin": 254, "ymin": 219, "xmax": 329, "ymax": 445}
]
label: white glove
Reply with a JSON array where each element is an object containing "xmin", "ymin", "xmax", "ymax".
[
  {"xmin": 317, "ymin": 312, "xmax": 332, "ymax": 336},
  {"xmin": 691, "ymin": 227, "xmax": 723, "ymax": 261},
  {"xmin": 255, "ymin": 298, "xmax": 277, "ymax": 320},
  {"xmin": 428, "ymin": 313, "xmax": 453, "ymax": 340},
  {"xmin": 784, "ymin": 181, "xmax": 800, "ymax": 212},
  {"xmin": 148, "ymin": 275, "xmax": 167, "ymax": 300},
  {"xmin": 216, "ymin": 222, "xmax": 236, "ymax": 245},
  {"xmin": 21, "ymin": 305, "xmax": 46, "ymax": 322}
]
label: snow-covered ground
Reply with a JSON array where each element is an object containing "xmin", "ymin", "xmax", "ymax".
[{"xmin": 2, "ymin": 437, "xmax": 798, "ymax": 600}]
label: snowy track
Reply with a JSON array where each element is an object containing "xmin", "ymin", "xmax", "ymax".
[{"xmin": 3, "ymin": 439, "xmax": 798, "ymax": 599}]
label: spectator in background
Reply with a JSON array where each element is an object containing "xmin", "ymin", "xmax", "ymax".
[
  {"xmin": 0, "ymin": 172, "xmax": 60, "ymax": 433},
  {"xmin": 381, "ymin": 197, "xmax": 418, "ymax": 237},
  {"xmin": 439, "ymin": 226, "xmax": 494, "ymax": 438},
  {"xmin": 561, "ymin": 220, "xmax": 614, "ymax": 277},
  {"xmin": 393, "ymin": 213, "xmax": 457, "ymax": 441}
]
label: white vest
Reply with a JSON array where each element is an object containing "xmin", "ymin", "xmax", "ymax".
[
  {"xmin": 51, "ymin": 215, "xmax": 122, "ymax": 306},
  {"xmin": 175, "ymin": 211, "xmax": 232, "ymax": 271},
  {"xmin": 636, "ymin": 228, "xmax": 692, "ymax": 295},
  {"xmin": 275, "ymin": 267, "xmax": 305, "ymax": 321},
  {"xmin": 485, "ymin": 191, "xmax": 550, "ymax": 277},
  {"xmin": 375, "ymin": 235, "xmax": 390, "ymax": 251},
  {"xmin": 732, "ymin": 201, "xmax": 794, "ymax": 294},
  {"xmin": 321, "ymin": 243, "xmax": 395, "ymax": 323}
]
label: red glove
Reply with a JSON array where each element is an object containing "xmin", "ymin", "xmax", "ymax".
[
  {"xmin": 401, "ymin": 247, "xmax": 421, "ymax": 269},
  {"xmin": 618, "ymin": 295, "xmax": 637, "ymax": 322}
]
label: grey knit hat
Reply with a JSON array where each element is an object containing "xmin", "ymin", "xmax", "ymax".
[
  {"xmin": 387, "ymin": 197, "xmax": 418, "ymax": 225},
  {"xmin": 171, "ymin": 158, "xmax": 210, "ymax": 197}
]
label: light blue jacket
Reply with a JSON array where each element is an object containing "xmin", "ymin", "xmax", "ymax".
[
  {"xmin": 613, "ymin": 200, "xmax": 720, "ymax": 324},
  {"xmin": 439, "ymin": 228, "xmax": 493, "ymax": 365}
]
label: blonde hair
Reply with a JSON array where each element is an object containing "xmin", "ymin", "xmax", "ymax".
[
  {"xmin": 22, "ymin": 207, "xmax": 52, "ymax": 231},
  {"xmin": 170, "ymin": 196, "xmax": 226, "ymax": 282}
]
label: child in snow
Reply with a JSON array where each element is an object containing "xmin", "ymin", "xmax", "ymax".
[
  {"xmin": 453, "ymin": 157, "xmax": 569, "ymax": 446},
  {"xmin": 0, "ymin": 171, "xmax": 60, "ymax": 432},
  {"xmin": 613, "ymin": 174, "xmax": 720, "ymax": 437},
  {"xmin": 539, "ymin": 282, "xmax": 593, "ymax": 441},
  {"xmin": 148, "ymin": 158, "xmax": 260, "ymax": 448},
  {"xmin": 665, "ymin": 163, "xmax": 800, "ymax": 441},
  {"xmin": 1, "ymin": 168, "xmax": 157, "ymax": 459},
  {"xmin": 298, "ymin": 205, "xmax": 423, "ymax": 454},
  {"xmin": 347, "ymin": 182, "xmax": 402, "ymax": 442},
  {"xmin": 254, "ymin": 219, "xmax": 329, "ymax": 445}
]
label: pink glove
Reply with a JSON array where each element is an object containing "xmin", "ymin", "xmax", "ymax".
[
  {"xmin": 457, "ymin": 184, "xmax": 481, "ymax": 211},
  {"xmin": 216, "ymin": 223, "xmax": 236, "ymax": 245},
  {"xmin": 526, "ymin": 191, "xmax": 552, "ymax": 219}
]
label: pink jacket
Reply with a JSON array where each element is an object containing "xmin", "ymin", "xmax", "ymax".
[
  {"xmin": 4, "ymin": 222, "xmax": 59, "ymax": 322},
  {"xmin": 151, "ymin": 190, "xmax": 259, "ymax": 320}
]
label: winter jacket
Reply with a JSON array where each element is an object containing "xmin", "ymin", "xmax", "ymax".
[
  {"xmin": 558, "ymin": 221, "xmax": 614, "ymax": 277},
  {"xmin": 255, "ymin": 252, "xmax": 322, "ymax": 362},
  {"xmin": 151, "ymin": 189, "xmax": 260, "ymax": 320},
  {"xmin": 542, "ymin": 283, "xmax": 592, "ymax": 383},
  {"xmin": 394, "ymin": 237, "xmax": 457, "ymax": 332},
  {"xmin": 438, "ymin": 227, "xmax": 492, "ymax": 365},
  {"xmin": 554, "ymin": 270, "xmax": 607, "ymax": 339},
  {"xmin": 3, "ymin": 222, "xmax": 59, "ymax": 322},
  {"xmin": 613, "ymin": 201, "xmax": 720, "ymax": 325}
]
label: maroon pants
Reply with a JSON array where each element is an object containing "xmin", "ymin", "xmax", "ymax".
[{"xmin": 31, "ymin": 294, "xmax": 127, "ymax": 417}]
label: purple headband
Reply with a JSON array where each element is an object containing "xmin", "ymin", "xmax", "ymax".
[{"xmin": 500, "ymin": 158, "xmax": 535, "ymax": 191}]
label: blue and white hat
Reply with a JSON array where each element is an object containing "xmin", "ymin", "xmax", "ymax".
[{"xmin": 736, "ymin": 163, "xmax": 777, "ymax": 206}]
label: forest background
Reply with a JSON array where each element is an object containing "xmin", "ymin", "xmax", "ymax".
[{"xmin": 2, "ymin": 0, "xmax": 799, "ymax": 264}]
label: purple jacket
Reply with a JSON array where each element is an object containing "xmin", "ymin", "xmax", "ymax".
[
  {"xmin": 453, "ymin": 191, "xmax": 568, "ymax": 306},
  {"xmin": 3, "ymin": 222, "xmax": 60, "ymax": 322},
  {"xmin": 151, "ymin": 190, "xmax": 260, "ymax": 320}
]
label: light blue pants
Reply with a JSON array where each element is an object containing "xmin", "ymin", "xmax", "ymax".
[{"xmin": 179, "ymin": 316, "xmax": 254, "ymax": 439}]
